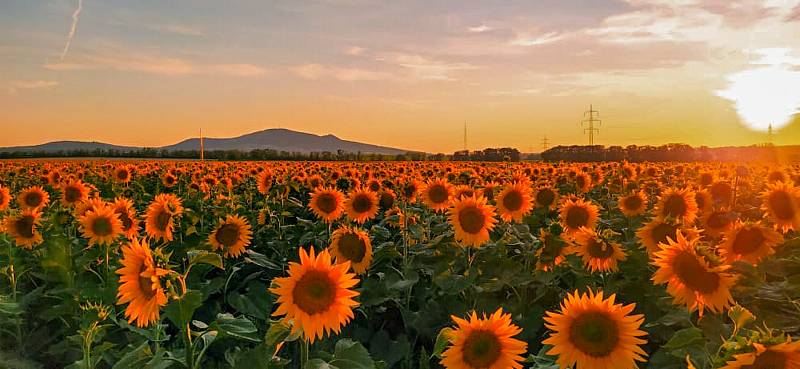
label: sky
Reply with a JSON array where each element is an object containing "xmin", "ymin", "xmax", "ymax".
[{"xmin": 2, "ymin": 0, "xmax": 800, "ymax": 153}]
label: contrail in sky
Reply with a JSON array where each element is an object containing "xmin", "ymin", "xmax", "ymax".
[{"xmin": 60, "ymin": 0, "xmax": 83, "ymax": 61}]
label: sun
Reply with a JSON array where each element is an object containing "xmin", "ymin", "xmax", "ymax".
[{"xmin": 716, "ymin": 48, "xmax": 800, "ymax": 132}]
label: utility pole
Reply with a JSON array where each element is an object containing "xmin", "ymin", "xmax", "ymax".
[
  {"xmin": 541, "ymin": 135, "xmax": 549, "ymax": 151},
  {"xmin": 200, "ymin": 128, "xmax": 205, "ymax": 162},
  {"xmin": 581, "ymin": 104, "xmax": 601, "ymax": 145},
  {"xmin": 463, "ymin": 121, "xmax": 467, "ymax": 151},
  {"xmin": 768, "ymin": 123, "xmax": 773, "ymax": 145}
]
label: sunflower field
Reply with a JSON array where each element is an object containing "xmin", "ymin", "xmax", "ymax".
[{"xmin": 1, "ymin": 160, "xmax": 800, "ymax": 369}]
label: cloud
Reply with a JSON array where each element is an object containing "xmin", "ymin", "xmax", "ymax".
[
  {"xmin": 7, "ymin": 80, "xmax": 60, "ymax": 95},
  {"xmin": 586, "ymin": 6, "xmax": 722, "ymax": 44},
  {"xmin": 60, "ymin": 0, "xmax": 83, "ymax": 61},
  {"xmin": 510, "ymin": 31, "xmax": 565, "ymax": 46},
  {"xmin": 43, "ymin": 49, "xmax": 266, "ymax": 77},
  {"xmin": 345, "ymin": 46, "xmax": 366, "ymax": 56},
  {"xmin": 379, "ymin": 53, "xmax": 477, "ymax": 81},
  {"xmin": 468, "ymin": 24, "xmax": 492, "ymax": 33},
  {"xmin": 289, "ymin": 63, "xmax": 390, "ymax": 81}
]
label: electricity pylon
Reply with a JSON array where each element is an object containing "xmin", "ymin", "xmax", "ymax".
[{"xmin": 581, "ymin": 104, "xmax": 601, "ymax": 145}]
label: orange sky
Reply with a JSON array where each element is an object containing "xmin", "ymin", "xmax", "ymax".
[{"xmin": 3, "ymin": 0, "xmax": 800, "ymax": 153}]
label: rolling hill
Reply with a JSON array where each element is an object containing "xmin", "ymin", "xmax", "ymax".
[{"xmin": 0, "ymin": 129, "xmax": 413, "ymax": 155}]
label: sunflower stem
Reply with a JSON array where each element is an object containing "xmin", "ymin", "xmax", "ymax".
[{"xmin": 300, "ymin": 339, "xmax": 310, "ymax": 368}]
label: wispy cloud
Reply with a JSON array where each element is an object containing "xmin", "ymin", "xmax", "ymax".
[
  {"xmin": 379, "ymin": 53, "xmax": 477, "ymax": 81},
  {"xmin": 7, "ymin": 80, "xmax": 60, "ymax": 95},
  {"xmin": 468, "ymin": 24, "xmax": 492, "ymax": 33},
  {"xmin": 345, "ymin": 46, "xmax": 366, "ymax": 56},
  {"xmin": 44, "ymin": 50, "xmax": 266, "ymax": 77},
  {"xmin": 60, "ymin": 0, "xmax": 83, "ymax": 61},
  {"xmin": 510, "ymin": 31, "xmax": 565, "ymax": 46},
  {"xmin": 290, "ymin": 63, "xmax": 390, "ymax": 81}
]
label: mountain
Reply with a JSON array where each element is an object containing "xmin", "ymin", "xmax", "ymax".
[
  {"xmin": 0, "ymin": 141, "xmax": 138, "ymax": 153},
  {"xmin": 161, "ymin": 129, "xmax": 410, "ymax": 154},
  {"xmin": 0, "ymin": 129, "xmax": 414, "ymax": 155}
]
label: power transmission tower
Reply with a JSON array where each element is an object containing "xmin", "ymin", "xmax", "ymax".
[
  {"xmin": 768, "ymin": 123, "xmax": 773, "ymax": 145},
  {"xmin": 581, "ymin": 104, "xmax": 601, "ymax": 145},
  {"xmin": 541, "ymin": 135, "xmax": 549, "ymax": 151}
]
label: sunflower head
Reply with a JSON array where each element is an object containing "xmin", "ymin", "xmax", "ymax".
[
  {"xmin": 761, "ymin": 182, "xmax": 800, "ymax": 233},
  {"xmin": 720, "ymin": 339, "xmax": 800, "ymax": 369},
  {"xmin": 652, "ymin": 231, "xmax": 737, "ymax": 316},
  {"xmin": 329, "ymin": 226, "xmax": 372, "ymax": 274},
  {"xmin": 344, "ymin": 187, "xmax": 379, "ymax": 224},
  {"xmin": 655, "ymin": 187, "xmax": 698, "ymax": 224},
  {"xmin": 61, "ymin": 180, "xmax": 90, "ymax": 206},
  {"xmin": 309, "ymin": 187, "xmax": 345, "ymax": 223},
  {"xmin": 619, "ymin": 191, "xmax": 647, "ymax": 218},
  {"xmin": 441, "ymin": 308, "xmax": 527, "ymax": 369},
  {"xmin": 79, "ymin": 204, "xmax": 123, "ymax": 247},
  {"xmin": 496, "ymin": 182, "xmax": 533, "ymax": 223},
  {"xmin": 559, "ymin": 198, "xmax": 600, "ymax": 235},
  {"xmin": 571, "ymin": 227, "xmax": 627, "ymax": 273},
  {"xmin": 423, "ymin": 179, "xmax": 453, "ymax": 212},
  {"xmin": 449, "ymin": 195, "xmax": 498, "ymax": 248},
  {"xmin": 3, "ymin": 209, "xmax": 44, "ymax": 249},
  {"xmin": 543, "ymin": 289, "xmax": 647, "ymax": 369},
  {"xmin": 18, "ymin": 186, "xmax": 50, "ymax": 211},
  {"xmin": 116, "ymin": 238, "xmax": 169, "ymax": 328},
  {"xmin": 209, "ymin": 214, "xmax": 253, "ymax": 258},
  {"xmin": 718, "ymin": 221, "xmax": 783, "ymax": 265},
  {"xmin": 270, "ymin": 247, "xmax": 360, "ymax": 343}
]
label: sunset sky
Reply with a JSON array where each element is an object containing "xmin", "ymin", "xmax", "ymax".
[{"xmin": 2, "ymin": 0, "xmax": 800, "ymax": 153}]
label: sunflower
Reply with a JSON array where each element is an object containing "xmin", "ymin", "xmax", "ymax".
[
  {"xmin": 719, "ymin": 340, "xmax": 800, "ymax": 369},
  {"xmin": 695, "ymin": 189, "xmax": 713, "ymax": 215},
  {"xmin": 270, "ymin": 247, "xmax": 359, "ymax": 343},
  {"xmin": 422, "ymin": 179, "xmax": 453, "ymax": 212},
  {"xmin": 533, "ymin": 186, "xmax": 559, "ymax": 210},
  {"xmin": 440, "ymin": 308, "xmax": 527, "ymax": 369},
  {"xmin": 636, "ymin": 218, "xmax": 698, "ymax": 255},
  {"xmin": 702, "ymin": 210, "xmax": 735, "ymax": 238},
  {"xmin": 145, "ymin": 194, "xmax": 183, "ymax": 242},
  {"xmin": 536, "ymin": 230, "xmax": 572, "ymax": 271},
  {"xmin": 209, "ymin": 214, "xmax": 253, "ymax": 258},
  {"xmin": 308, "ymin": 187, "xmax": 345, "ymax": 223},
  {"xmin": 113, "ymin": 197, "xmax": 140, "ymax": 239},
  {"xmin": 401, "ymin": 179, "xmax": 421, "ymax": 203},
  {"xmin": 18, "ymin": 186, "xmax": 50, "ymax": 211},
  {"xmin": 453, "ymin": 185, "xmax": 476, "ymax": 200},
  {"xmin": 496, "ymin": 182, "xmax": 533, "ymax": 223},
  {"xmin": 761, "ymin": 182, "xmax": 800, "ymax": 233},
  {"xmin": 378, "ymin": 188, "xmax": 396, "ymax": 210},
  {"xmin": 0, "ymin": 185, "xmax": 9, "ymax": 211},
  {"xmin": 79, "ymin": 204, "xmax": 123, "ymax": 247},
  {"xmin": 116, "ymin": 238, "xmax": 169, "ymax": 328},
  {"xmin": 61, "ymin": 180, "xmax": 90, "ymax": 207},
  {"xmin": 161, "ymin": 173, "xmax": 177, "ymax": 188},
  {"xmin": 2, "ymin": 209, "xmax": 43, "ymax": 249},
  {"xmin": 652, "ymin": 231, "xmax": 736, "ymax": 316},
  {"xmin": 449, "ymin": 195, "xmax": 498, "ymax": 247},
  {"xmin": 543, "ymin": 290, "xmax": 647, "ymax": 369},
  {"xmin": 329, "ymin": 226, "xmax": 372, "ymax": 274},
  {"xmin": 718, "ymin": 221, "xmax": 783, "ymax": 265},
  {"xmin": 618, "ymin": 191, "xmax": 647, "ymax": 217},
  {"xmin": 654, "ymin": 187, "xmax": 698, "ymax": 224},
  {"xmin": 571, "ymin": 227, "xmax": 627, "ymax": 273},
  {"xmin": 344, "ymin": 187, "xmax": 379, "ymax": 224},
  {"xmin": 559, "ymin": 198, "xmax": 600, "ymax": 236},
  {"xmin": 113, "ymin": 165, "xmax": 132, "ymax": 184}
]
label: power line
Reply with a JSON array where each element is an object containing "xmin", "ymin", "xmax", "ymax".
[{"xmin": 581, "ymin": 104, "xmax": 601, "ymax": 145}]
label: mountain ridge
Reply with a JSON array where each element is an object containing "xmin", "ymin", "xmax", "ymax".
[{"xmin": 0, "ymin": 128, "xmax": 415, "ymax": 155}]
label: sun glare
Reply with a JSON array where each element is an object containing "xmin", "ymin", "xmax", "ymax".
[{"xmin": 717, "ymin": 48, "xmax": 800, "ymax": 132}]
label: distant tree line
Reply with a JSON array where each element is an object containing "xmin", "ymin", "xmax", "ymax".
[
  {"xmin": 0, "ymin": 148, "xmax": 448, "ymax": 161},
  {"xmin": 453, "ymin": 148, "xmax": 521, "ymax": 162},
  {"xmin": 541, "ymin": 144, "xmax": 800, "ymax": 162}
]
